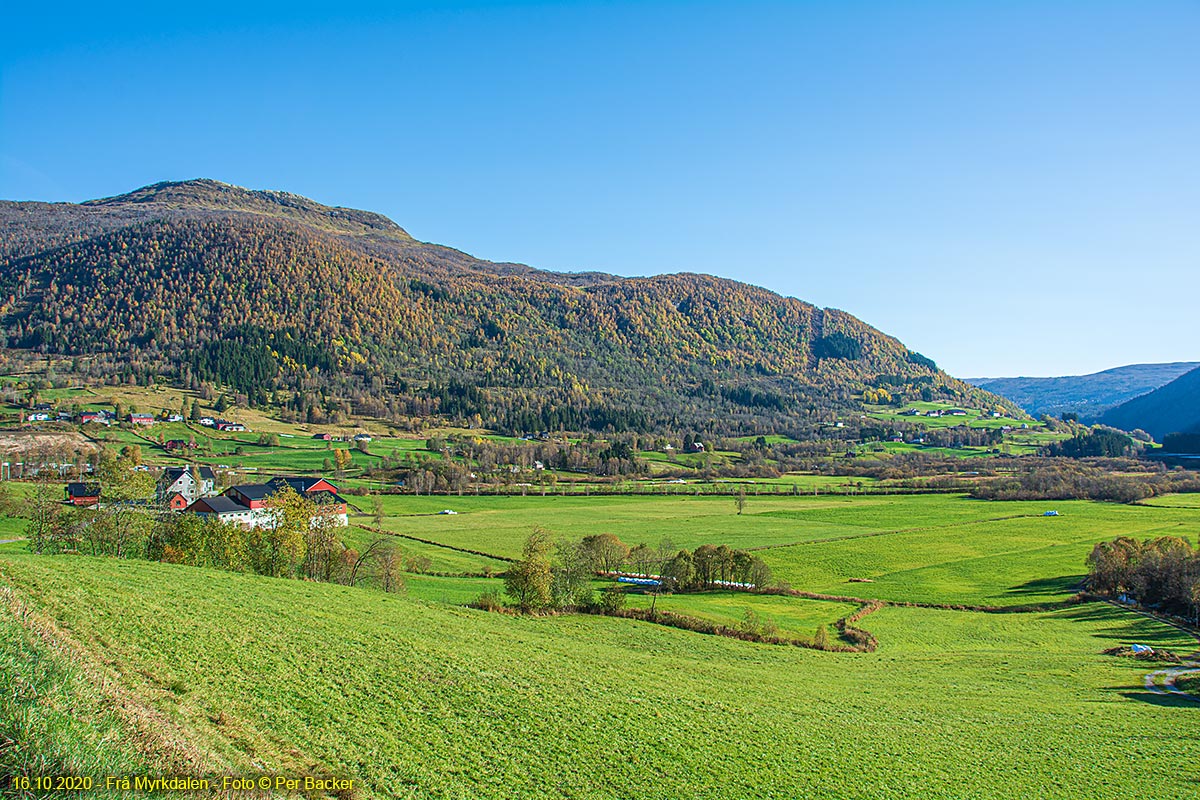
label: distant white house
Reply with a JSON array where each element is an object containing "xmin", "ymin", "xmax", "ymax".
[
  {"xmin": 352, "ymin": 433, "xmax": 373, "ymax": 442},
  {"xmin": 27, "ymin": 412, "xmax": 50, "ymax": 422},
  {"xmin": 199, "ymin": 417, "xmax": 216, "ymax": 427}
]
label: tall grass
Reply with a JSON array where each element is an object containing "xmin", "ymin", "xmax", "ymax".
[{"xmin": 0, "ymin": 593, "xmax": 145, "ymax": 798}]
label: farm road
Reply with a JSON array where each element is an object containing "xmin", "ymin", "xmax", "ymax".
[{"xmin": 1114, "ymin": 602, "xmax": 1200, "ymax": 703}]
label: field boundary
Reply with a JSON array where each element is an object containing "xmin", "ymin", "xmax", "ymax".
[
  {"xmin": 578, "ymin": 605, "xmax": 874, "ymax": 652},
  {"xmin": 355, "ymin": 523, "xmax": 514, "ymax": 563},
  {"xmin": 757, "ymin": 586, "xmax": 1092, "ymax": 614}
]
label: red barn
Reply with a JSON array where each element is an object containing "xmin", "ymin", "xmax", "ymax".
[{"xmin": 65, "ymin": 483, "xmax": 101, "ymax": 506}]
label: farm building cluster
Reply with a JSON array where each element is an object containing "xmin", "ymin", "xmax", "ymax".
[
  {"xmin": 65, "ymin": 470, "xmax": 348, "ymax": 528},
  {"xmin": 25, "ymin": 404, "xmax": 250, "ymax": 431}
]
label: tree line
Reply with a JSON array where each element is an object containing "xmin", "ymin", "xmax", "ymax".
[
  {"xmin": 1087, "ymin": 535, "xmax": 1199, "ymax": 620},
  {"xmin": 497, "ymin": 530, "xmax": 773, "ymax": 612}
]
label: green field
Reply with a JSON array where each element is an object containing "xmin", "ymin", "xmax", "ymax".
[
  {"xmin": 3, "ymin": 487, "xmax": 1200, "ymax": 798},
  {"xmin": 2, "ymin": 553, "xmax": 1198, "ymax": 799},
  {"xmin": 359, "ymin": 493, "xmax": 1200, "ymax": 607}
]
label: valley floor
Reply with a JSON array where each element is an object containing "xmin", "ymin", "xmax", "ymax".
[{"xmin": 3, "ymin": 491, "xmax": 1200, "ymax": 798}]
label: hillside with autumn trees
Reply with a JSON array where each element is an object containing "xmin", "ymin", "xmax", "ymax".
[{"xmin": 0, "ymin": 180, "xmax": 1013, "ymax": 435}]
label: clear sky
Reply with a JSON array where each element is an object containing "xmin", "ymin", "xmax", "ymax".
[{"xmin": 2, "ymin": 1, "xmax": 1196, "ymax": 378}]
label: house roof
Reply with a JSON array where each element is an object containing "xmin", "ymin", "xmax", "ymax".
[
  {"xmin": 188, "ymin": 496, "xmax": 248, "ymax": 514},
  {"xmin": 66, "ymin": 482, "xmax": 101, "ymax": 497},
  {"xmin": 227, "ymin": 484, "xmax": 275, "ymax": 501},
  {"xmin": 268, "ymin": 475, "xmax": 339, "ymax": 494},
  {"xmin": 162, "ymin": 466, "xmax": 216, "ymax": 482}
]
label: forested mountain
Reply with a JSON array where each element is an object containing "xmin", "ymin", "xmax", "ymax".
[
  {"xmin": 1098, "ymin": 366, "xmax": 1200, "ymax": 441},
  {"xmin": 967, "ymin": 362, "xmax": 1200, "ymax": 419},
  {"xmin": 0, "ymin": 179, "xmax": 1012, "ymax": 435}
]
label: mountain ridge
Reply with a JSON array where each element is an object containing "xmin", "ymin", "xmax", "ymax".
[
  {"xmin": 0, "ymin": 179, "xmax": 1016, "ymax": 435},
  {"xmin": 967, "ymin": 362, "xmax": 1199, "ymax": 419}
]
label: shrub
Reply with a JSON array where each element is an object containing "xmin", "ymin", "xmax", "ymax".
[
  {"xmin": 813, "ymin": 624, "xmax": 830, "ymax": 650},
  {"xmin": 599, "ymin": 586, "xmax": 627, "ymax": 614},
  {"xmin": 471, "ymin": 590, "xmax": 505, "ymax": 612}
]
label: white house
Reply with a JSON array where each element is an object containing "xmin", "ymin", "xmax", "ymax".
[{"xmin": 157, "ymin": 466, "xmax": 217, "ymax": 507}]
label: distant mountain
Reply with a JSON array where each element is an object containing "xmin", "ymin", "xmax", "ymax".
[
  {"xmin": 1098, "ymin": 366, "xmax": 1200, "ymax": 441},
  {"xmin": 967, "ymin": 362, "xmax": 1200, "ymax": 419},
  {"xmin": 0, "ymin": 179, "xmax": 1014, "ymax": 436}
]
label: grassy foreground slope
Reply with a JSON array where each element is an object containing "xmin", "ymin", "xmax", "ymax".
[{"xmin": 3, "ymin": 554, "xmax": 1199, "ymax": 799}]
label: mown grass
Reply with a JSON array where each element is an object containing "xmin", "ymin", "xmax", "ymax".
[{"xmin": 2, "ymin": 554, "xmax": 1198, "ymax": 799}]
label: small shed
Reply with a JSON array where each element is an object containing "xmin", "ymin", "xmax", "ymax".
[{"xmin": 66, "ymin": 483, "xmax": 101, "ymax": 506}]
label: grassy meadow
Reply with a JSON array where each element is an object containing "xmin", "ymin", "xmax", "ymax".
[
  {"xmin": 352, "ymin": 492, "xmax": 1200, "ymax": 607},
  {"xmin": 1, "ymin": 553, "xmax": 1197, "ymax": 799},
  {"xmin": 3, "ymin": 470, "xmax": 1199, "ymax": 797}
]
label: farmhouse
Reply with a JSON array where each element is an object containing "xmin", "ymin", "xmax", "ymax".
[
  {"xmin": 79, "ymin": 411, "xmax": 106, "ymax": 424},
  {"xmin": 164, "ymin": 439, "xmax": 196, "ymax": 452},
  {"xmin": 157, "ymin": 466, "xmax": 217, "ymax": 506},
  {"xmin": 27, "ymin": 412, "xmax": 50, "ymax": 422},
  {"xmin": 65, "ymin": 482, "xmax": 101, "ymax": 506},
  {"xmin": 130, "ymin": 413, "xmax": 155, "ymax": 426},
  {"xmin": 185, "ymin": 475, "xmax": 349, "ymax": 528},
  {"xmin": 216, "ymin": 421, "xmax": 247, "ymax": 432},
  {"xmin": 312, "ymin": 433, "xmax": 332, "ymax": 441}
]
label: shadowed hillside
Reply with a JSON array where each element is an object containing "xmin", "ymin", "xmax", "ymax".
[
  {"xmin": 968, "ymin": 362, "xmax": 1200, "ymax": 418},
  {"xmin": 1099, "ymin": 365, "xmax": 1200, "ymax": 440}
]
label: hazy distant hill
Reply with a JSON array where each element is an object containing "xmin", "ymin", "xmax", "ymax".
[
  {"xmin": 1097, "ymin": 366, "xmax": 1200, "ymax": 441},
  {"xmin": 0, "ymin": 179, "xmax": 1012, "ymax": 435},
  {"xmin": 967, "ymin": 363, "xmax": 1199, "ymax": 419}
]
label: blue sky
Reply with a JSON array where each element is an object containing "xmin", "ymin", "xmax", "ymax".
[{"xmin": 2, "ymin": 1, "xmax": 1196, "ymax": 377}]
